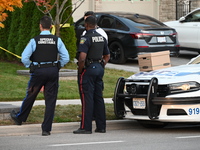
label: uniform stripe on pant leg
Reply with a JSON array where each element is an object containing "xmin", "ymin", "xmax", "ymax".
[{"xmin": 80, "ymin": 70, "xmax": 86, "ymax": 129}]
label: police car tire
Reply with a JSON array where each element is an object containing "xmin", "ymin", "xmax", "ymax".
[{"xmin": 109, "ymin": 42, "xmax": 127, "ymax": 64}]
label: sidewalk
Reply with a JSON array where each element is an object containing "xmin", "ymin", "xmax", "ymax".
[
  {"xmin": 106, "ymin": 63, "xmax": 139, "ymax": 73},
  {"xmin": 0, "ymin": 120, "xmax": 135, "ymax": 136},
  {"xmin": 0, "ymin": 98, "xmax": 113, "ymax": 107}
]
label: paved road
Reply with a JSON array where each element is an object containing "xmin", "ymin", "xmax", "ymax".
[{"xmin": 1, "ymin": 120, "xmax": 200, "ymax": 150}]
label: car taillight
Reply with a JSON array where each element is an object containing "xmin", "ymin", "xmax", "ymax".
[
  {"xmin": 130, "ymin": 33, "xmax": 154, "ymax": 39},
  {"xmin": 170, "ymin": 32, "xmax": 177, "ymax": 37},
  {"xmin": 137, "ymin": 46, "xmax": 149, "ymax": 48}
]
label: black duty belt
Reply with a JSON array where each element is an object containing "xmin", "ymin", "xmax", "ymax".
[
  {"xmin": 87, "ymin": 59, "xmax": 102, "ymax": 63},
  {"xmin": 29, "ymin": 62, "xmax": 60, "ymax": 73},
  {"xmin": 85, "ymin": 59, "xmax": 103, "ymax": 68},
  {"xmin": 34, "ymin": 63, "xmax": 58, "ymax": 68},
  {"xmin": 90, "ymin": 60, "xmax": 102, "ymax": 63}
]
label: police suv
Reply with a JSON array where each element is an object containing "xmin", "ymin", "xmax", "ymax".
[{"xmin": 113, "ymin": 55, "xmax": 200, "ymax": 128}]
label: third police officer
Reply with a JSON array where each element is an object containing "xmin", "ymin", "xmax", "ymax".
[{"xmin": 73, "ymin": 16, "xmax": 110, "ymax": 134}]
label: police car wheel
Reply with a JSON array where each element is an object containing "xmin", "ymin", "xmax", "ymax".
[{"xmin": 109, "ymin": 42, "xmax": 127, "ymax": 64}]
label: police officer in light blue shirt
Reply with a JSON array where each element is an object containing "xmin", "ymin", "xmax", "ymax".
[
  {"xmin": 10, "ymin": 15, "xmax": 70, "ymax": 136},
  {"xmin": 21, "ymin": 30, "xmax": 69, "ymax": 68}
]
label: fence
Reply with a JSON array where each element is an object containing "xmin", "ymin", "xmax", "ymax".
[{"xmin": 176, "ymin": 0, "xmax": 200, "ymax": 20}]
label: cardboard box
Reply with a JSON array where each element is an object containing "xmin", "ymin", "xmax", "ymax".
[{"xmin": 138, "ymin": 51, "xmax": 171, "ymax": 72}]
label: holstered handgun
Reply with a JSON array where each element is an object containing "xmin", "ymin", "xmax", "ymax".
[
  {"xmin": 57, "ymin": 61, "xmax": 61, "ymax": 70},
  {"xmin": 100, "ymin": 59, "xmax": 105, "ymax": 68},
  {"xmin": 29, "ymin": 63, "xmax": 35, "ymax": 73},
  {"xmin": 85, "ymin": 59, "xmax": 90, "ymax": 68}
]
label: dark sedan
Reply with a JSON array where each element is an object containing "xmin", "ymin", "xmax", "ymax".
[{"xmin": 74, "ymin": 12, "xmax": 180, "ymax": 64}]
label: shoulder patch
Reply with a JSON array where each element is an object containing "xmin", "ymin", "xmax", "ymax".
[{"xmin": 80, "ymin": 37, "xmax": 87, "ymax": 44}]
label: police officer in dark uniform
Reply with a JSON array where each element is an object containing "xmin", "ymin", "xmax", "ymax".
[
  {"xmin": 10, "ymin": 15, "xmax": 69, "ymax": 136},
  {"xmin": 73, "ymin": 16, "xmax": 110, "ymax": 134}
]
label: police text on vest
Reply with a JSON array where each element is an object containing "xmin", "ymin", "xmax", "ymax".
[{"xmin": 92, "ymin": 36, "xmax": 104, "ymax": 42}]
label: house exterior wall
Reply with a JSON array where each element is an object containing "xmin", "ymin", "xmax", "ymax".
[
  {"xmin": 72, "ymin": 0, "xmax": 159, "ymax": 21},
  {"xmin": 190, "ymin": 0, "xmax": 200, "ymax": 11},
  {"xmin": 159, "ymin": 0, "xmax": 176, "ymax": 22},
  {"xmin": 72, "ymin": 0, "xmax": 200, "ymax": 22}
]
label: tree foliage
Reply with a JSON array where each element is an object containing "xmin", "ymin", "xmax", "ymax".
[
  {"xmin": 15, "ymin": 2, "xmax": 36, "ymax": 56},
  {"xmin": 25, "ymin": 0, "xmax": 84, "ymax": 36},
  {"xmin": 0, "ymin": 0, "xmax": 22, "ymax": 28},
  {"xmin": 0, "ymin": 11, "xmax": 11, "ymax": 58},
  {"xmin": 25, "ymin": 0, "xmax": 84, "ymax": 61},
  {"xmin": 7, "ymin": 7, "xmax": 21, "ymax": 60},
  {"xmin": 59, "ymin": 0, "xmax": 77, "ymax": 60},
  {"xmin": 0, "ymin": 0, "xmax": 82, "ymax": 61},
  {"xmin": 29, "ymin": 5, "xmax": 44, "ymax": 38}
]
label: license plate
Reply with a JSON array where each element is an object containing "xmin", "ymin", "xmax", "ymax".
[
  {"xmin": 157, "ymin": 37, "xmax": 166, "ymax": 43},
  {"xmin": 133, "ymin": 98, "xmax": 146, "ymax": 109}
]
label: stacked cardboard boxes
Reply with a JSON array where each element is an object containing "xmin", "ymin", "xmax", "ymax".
[{"xmin": 138, "ymin": 51, "xmax": 171, "ymax": 72}]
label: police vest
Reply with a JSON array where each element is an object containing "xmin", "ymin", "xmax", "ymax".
[
  {"xmin": 86, "ymin": 32, "xmax": 105, "ymax": 60},
  {"xmin": 30, "ymin": 35, "xmax": 58, "ymax": 62}
]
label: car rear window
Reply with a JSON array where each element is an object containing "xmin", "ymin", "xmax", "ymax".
[
  {"xmin": 98, "ymin": 16, "xmax": 129, "ymax": 31},
  {"xmin": 124, "ymin": 14, "xmax": 165, "ymax": 27}
]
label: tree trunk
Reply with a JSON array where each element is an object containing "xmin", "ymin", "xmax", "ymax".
[
  {"xmin": 55, "ymin": 24, "xmax": 60, "ymax": 37},
  {"xmin": 55, "ymin": 0, "xmax": 60, "ymax": 37}
]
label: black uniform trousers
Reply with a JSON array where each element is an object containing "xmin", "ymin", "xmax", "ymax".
[
  {"xmin": 17, "ymin": 66, "xmax": 59, "ymax": 132},
  {"xmin": 78, "ymin": 63, "xmax": 106, "ymax": 131}
]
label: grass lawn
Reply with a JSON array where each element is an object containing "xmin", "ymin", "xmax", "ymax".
[
  {"xmin": 1, "ymin": 103, "xmax": 118, "ymax": 125},
  {"xmin": 0, "ymin": 60, "xmax": 135, "ymax": 125},
  {"xmin": 0, "ymin": 60, "xmax": 133, "ymax": 101}
]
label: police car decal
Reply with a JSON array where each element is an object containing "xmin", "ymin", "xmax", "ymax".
[
  {"xmin": 134, "ymin": 64, "xmax": 200, "ymax": 77},
  {"xmin": 188, "ymin": 107, "xmax": 200, "ymax": 115}
]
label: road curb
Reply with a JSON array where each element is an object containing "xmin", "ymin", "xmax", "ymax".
[{"xmin": 0, "ymin": 120, "xmax": 137, "ymax": 137}]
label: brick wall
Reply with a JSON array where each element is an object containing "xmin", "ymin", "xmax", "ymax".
[
  {"xmin": 191, "ymin": 0, "xmax": 200, "ymax": 10},
  {"xmin": 159, "ymin": 0, "xmax": 176, "ymax": 22},
  {"xmin": 159, "ymin": 0, "xmax": 200, "ymax": 22}
]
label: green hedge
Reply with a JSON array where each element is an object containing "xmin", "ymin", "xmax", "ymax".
[
  {"xmin": 0, "ymin": 11, "xmax": 12, "ymax": 59},
  {"xmin": 59, "ymin": 0, "xmax": 77, "ymax": 61},
  {"xmin": 0, "ymin": 0, "xmax": 76, "ymax": 62}
]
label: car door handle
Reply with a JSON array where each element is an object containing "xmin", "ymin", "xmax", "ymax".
[{"xmin": 193, "ymin": 24, "xmax": 198, "ymax": 26}]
